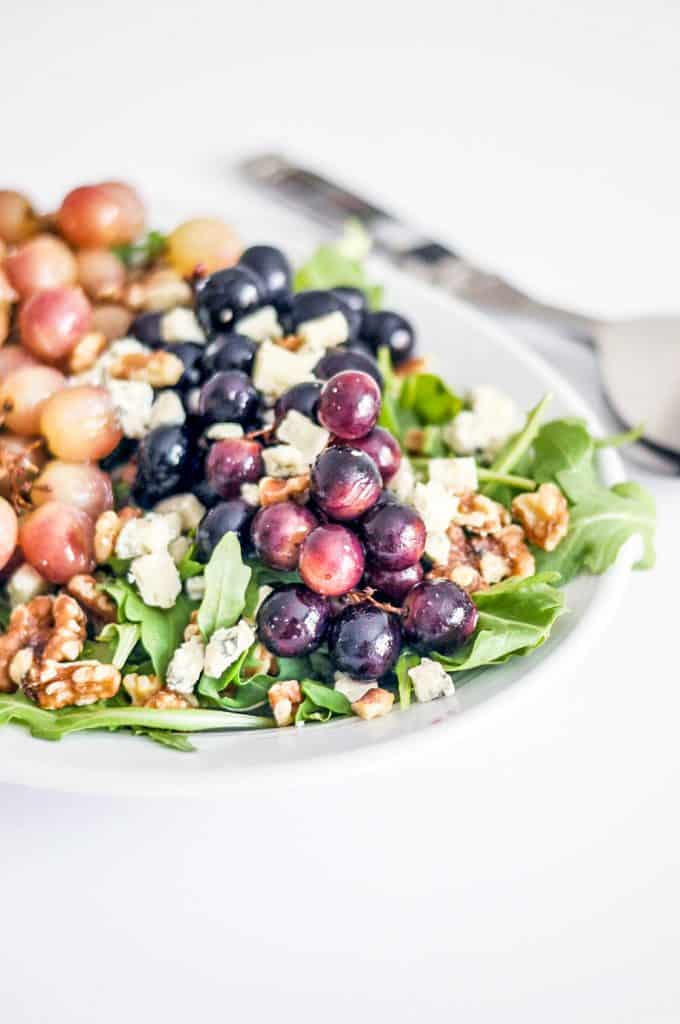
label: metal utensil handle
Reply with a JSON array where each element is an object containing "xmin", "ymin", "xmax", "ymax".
[{"xmin": 240, "ymin": 153, "xmax": 598, "ymax": 341}]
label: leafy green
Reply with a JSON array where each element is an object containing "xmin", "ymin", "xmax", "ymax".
[
  {"xmin": 433, "ymin": 573, "xmax": 566, "ymax": 672},
  {"xmin": 293, "ymin": 220, "xmax": 383, "ymax": 308},
  {"xmin": 111, "ymin": 230, "xmax": 167, "ymax": 269},
  {"xmin": 177, "ymin": 546, "xmax": 204, "ymax": 580},
  {"xmin": 399, "ymin": 372, "xmax": 463, "ymax": 425},
  {"xmin": 97, "ymin": 622, "xmax": 140, "ymax": 670},
  {"xmin": 104, "ymin": 579, "xmax": 193, "ymax": 679},
  {"xmin": 595, "ymin": 423, "xmax": 644, "ymax": 449},
  {"xmin": 134, "ymin": 729, "xmax": 196, "ymax": 752},
  {"xmin": 486, "ymin": 393, "xmax": 552, "ymax": 482},
  {"xmin": 0, "ymin": 690, "xmax": 272, "ymax": 742},
  {"xmin": 395, "ymin": 651, "xmax": 420, "ymax": 708},
  {"xmin": 476, "ymin": 467, "xmax": 536, "ymax": 491},
  {"xmin": 198, "ymin": 532, "xmax": 251, "ymax": 640},
  {"xmin": 301, "ymin": 680, "xmax": 351, "ymax": 716}
]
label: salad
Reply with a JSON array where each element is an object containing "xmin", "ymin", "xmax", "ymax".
[{"xmin": 0, "ymin": 182, "xmax": 656, "ymax": 751}]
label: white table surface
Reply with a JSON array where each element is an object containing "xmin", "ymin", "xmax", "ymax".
[{"xmin": 1, "ymin": 2, "xmax": 678, "ymax": 1020}]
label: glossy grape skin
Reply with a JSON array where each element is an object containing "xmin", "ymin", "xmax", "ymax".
[
  {"xmin": 196, "ymin": 266, "xmax": 265, "ymax": 335},
  {"xmin": 167, "ymin": 218, "xmax": 241, "ymax": 276},
  {"xmin": 346, "ymin": 426, "xmax": 401, "ymax": 483},
  {"xmin": 401, "ymin": 580, "xmax": 478, "ymax": 653},
  {"xmin": 239, "ymin": 245, "xmax": 292, "ymax": 301},
  {"xmin": 328, "ymin": 603, "xmax": 402, "ymax": 678},
  {"xmin": 290, "ymin": 289, "xmax": 345, "ymax": 328},
  {"xmin": 130, "ymin": 311, "xmax": 163, "ymax": 345},
  {"xmin": 0, "ymin": 190, "xmax": 38, "ymax": 243},
  {"xmin": 250, "ymin": 502, "xmax": 317, "ymax": 572},
  {"xmin": 361, "ymin": 310, "xmax": 415, "ymax": 366},
  {"xmin": 360, "ymin": 500, "xmax": 426, "ymax": 571},
  {"xmin": 201, "ymin": 333, "xmax": 257, "ymax": 376},
  {"xmin": 204, "ymin": 437, "xmax": 263, "ymax": 499},
  {"xmin": 0, "ymin": 366, "xmax": 65, "ymax": 436},
  {"xmin": 41, "ymin": 386, "xmax": 122, "ymax": 461},
  {"xmin": 311, "ymin": 446, "xmax": 381, "ymax": 522},
  {"xmin": 256, "ymin": 584, "xmax": 330, "ymax": 657},
  {"xmin": 314, "ymin": 347, "xmax": 383, "ymax": 389},
  {"xmin": 298, "ymin": 524, "xmax": 365, "ymax": 597},
  {"xmin": 20, "ymin": 501, "xmax": 95, "ymax": 583},
  {"xmin": 318, "ymin": 371, "xmax": 381, "ymax": 441},
  {"xmin": 198, "ymin": 370, "xmax": 259, "ymax": 426},
  {"xmin": 160, "ymin": 342, "xmax": 203, "ymax": 390},
  {"xmin": 75, "ymin": 248, "xmax": 126, "ymax": 301},
  {"xmin": 274, "ymin": 381, "xmax": 323, "ymax": 423},
  {"xmin": 31, "ymin": 460, "xmax": 113, "ymax": 519},
  {"xmin": 195, "ymin": 499, "xmax": 254, "ymax": 561},
  {"xmin": 133, "ymin": 425, "xmax": 193, "ymax": 507},
  {"xmin": 331, "ymin": 286, "xmax": 366, "ymax": 338},
  {"xmin": 0, "ymin": 346, "xmax": 39, "ymax": 383},
  {"xmin": 19, "ymin": 286, "xmax": 92, "ymax": 363},
  {"xmin": 0, "ymin": 497, "xmax": 19, "ymax": 570},
  {"xmin": 364, "ymin": 561, "xmax": 424, "ymax": 604},
  {"xmin": 6, "ymin": 235, "xmax": 77, "ymax": 297},
  {"xmin": 57, "ymin": 182, "xmax": 145, "ymax": 248}
]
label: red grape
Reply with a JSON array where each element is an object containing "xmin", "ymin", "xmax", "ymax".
[
  {"xmin": 318, "ymin": 370, "xmax": 380, "ymax": 440},
  {"xmin": 167, "ymin": 218, "xmax": 241, "ymax": 276},
  {"xmin": 401, "ymin": 580, "xmax": 478, "ymax": 653},
  {"xmin": 31, "ymin": 460, "xmax": 113, "ymax": 519},
  {"xmin": 91, "ymin": 302, "xmax": 133, "ymax": 341},
  {"xmin": 251, "ymin": 501, "xmax": 318, "ymax": 571},
  {"xmin": 328, "ymin": 603, "xmax": 402, "ymax": 678},
  {"xmin": 346, "ymin": 426, "xmax": 401, "ymax": 483},
  {"xmin": 0, "ymin": 346, "xmax": 39, "ymax": 383},
  {"xmin": 360, "ymin": 500, "xmax": 426, "ymax": 570},
  {"xmin": 298, "ymin": 523, "xmax": 365, "ymax": 597},
  {"xmin": 0, "ymin": 496, "xmax": 19, "ymax": 570},
  {"xmin": 310, "ymin": 446, "xmax": 381, "ymax": 521},
  {"xmin": 19, "ymin": 285, "xmax": 92, "ymax": 362},
  {"xmin": 76, "ymin": 248, "xmax": 126, "ymax": 301},
  {"xmin": 57, "ymin": 182, "xmax": 145, "ymax": 248},
  {"xmin": 41, "ymin": 386, "xmax": 122, "ymax": 461},
  {"xmin": 205, "ymin": 438, "xmax": 263, "ymax": 498},
  {"xmin": 20, "ymin": 501, "xmax": 95, "ymax": 583},
  {"xmin": 256, "ymin": 584, "xmax": 329, "ymax": 657},
  {"xmin": 364, "ymin": 561, "xmax": 424, "ymax": 603},
  {"xmin": 0, "ymin": 365, "xmax": 65, "ymax": 436},
  {"xmin": 6, "ymin": 234, "xmax": 77, "ymax": 298},
  {"xmin": 0, "ymin": 190, "xmax": 38, "ymax": 243}
]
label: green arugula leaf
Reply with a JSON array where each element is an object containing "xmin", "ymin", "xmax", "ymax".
[
  {"xmin": 399, "ymin": 372, "xmax": 463, "ymax": 425},
  {"xmin": 395, "ymin": 651, "xmax": 420, "ymax": 709},
  {"xmin": 300, "ymin": 679, "xmax": 351, "ymax": 716},
  {"xmin": 530, "ymin": 418, "xmax": 597, "ymax": 501},
  {"xmin": 104, "ymin": 579, "xmax": 193, "ymax": 678},
  {"xmin": 595, "ymin": 423, "xmax": 644, "ymax": 449},
  {"xmin": 486, "ymin": 393, "xmax": 552, "ymax": 483},
  {"xmin": 293, "ymin": 220, "xmax": 383, "ymax": 308},
  {"xmin": 198, "ymin": 532, "xmax": 251, "ymax": 640},
  {"xmin": 177, "ymin": 545, "xmax": 204, "ymax": 580},
  {"xmin": 97, "ymin": 622, "xmax": 141, "ymax": 670},
  {"xmin": 111, "ymin": 230, "xmax": 167, "ymax": 269},
  {"xmin": 131, "ymin": 728, "xmax": 196, "ymax": 752}
]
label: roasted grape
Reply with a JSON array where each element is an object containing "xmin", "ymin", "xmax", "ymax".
[
  {"xmin": 198, "ymin": 370, "xmax": 259, "ymax": 426},
  {"xmin": 19, "ymin": 285, "xmax": 92, "ymax": 363},
  {"xmin": 360, "ymin": 500, "xmax": 426, "ymax": 570},
  {"xmin": 57, "ymin": 181, "xmax": 145, "ymax": 248},
  {"xmin": 204, "ymin": 437, "xmax": 263, "ymax": 499},
  {"xmin": 0, "ymin": 365, "xmax": 65, "ymax": 436},
  {"xmin": 239, "ymin": 245, "xmax": 291, "ymax": 301},
  {"xmin": 130, "ymin": 311, "xmax": 163, "ymax": 345},
  {"xmin": 167, "ymin": 218, "xmax": 241, "ymax": 276},
  {"xmin": 195, "ymin": 500, "xmax": 254, "ymax": 561},
  {"xmin": 314, "ymin": 347, "xmax": 383, "ymax": 388},
  {"xmin": 0, "ymin": 497, "xmax": 19, "ymax": 571},
  {"xmin": 364, "ymin": 561, "xmax": 424, "ymax": 603},
  {"xmin": 0, "ymin": 347, "xmax": 39, "ymax": 383},
  {"xmin": 274, "ymin": 381, "xmax": 323, "ymax": 423},
  {"xmin": 75, "ymin": 248, "xmax": 126, "ymax": 301},
  {"xmin": 310, "ymin": 446, "xmax": 381, "ymax": 521},
  {"xmin": 133, "ymin": 425, "xmax": 193, "ymax": 507},
  {"xmin": 6, "ymin": 234, "xmax": 77, "ymax": 297},
  {"xmin": 195, "ymin": 266, "xmax": 265, "ymax": 334},
  {"xmin": 20, "ymin": 501, "xmax": 95, "ymax": 583},
  {"xmin": 298, "ymin": 523, "xmax": 365, "ymax": 596},
  {"xmin": 251, "ymin": 501, "xmax": 318, "ymax": 571},
  {"xmin": 346, "ymin": 426, "xmax": 401, "ymax": 482},
  {"xmin": 256, "ymin": 584, "xmax": 330, "ymax": 657},
  {"xmin": 318, "ymin": 370, "xmax": 380, "ymax": 440},
  {"xmin": 0, "ymin": 190, "xmax": 38, "ymax": 243},
  {"xmin": 31, "ymin": 460, "xmax": 113, "ymax": 520},
  {"xmin": 328, "ymin": 603, "xmax": 401, "ymax": 678},
  {"xmin": 401, "ymin": 580, "xmax": 478, "ymax": 653},
  {"xmin": 361, "ymin": 310, "xmax": 415, "ymax": 366},
  {"xmin": 41, "ymin": 386, "xmax": 122, "ymax": 461},
  {"xmin": 201, "ymin": 333, "xmax": 257, "ymax": 376},
  {"xmin": 91, "ymin": 303, "xmax": 133, "ymax": 342}
]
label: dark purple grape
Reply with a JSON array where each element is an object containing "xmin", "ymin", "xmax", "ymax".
[
  {"xmin": 361, "ymin": 500, "xmax": 426, "ymax": 570},
  {"xmin": 184, "ymin": 387, "xmax": 202, "ymax": 417},
  {"xmin": 201, "ymin": 332, "xmax": 257, "ymax": 376},
  {"xmin": 198, "ymin": 370, "xmax": 259, "ymax": 426},
  {"xmin": 133, "ymin": 425, "xmax": 192, "ymax": 507},
  {"xmin": 314, "ymin": 347, "xmax": 383, "ymax": 388},
  {"xmin": 193, "ymin": 478, "xmax": 221, "ymax": 508},
  {"xmin": 298, "ymin": 524, "xmax": 365, "ymax": 597},
  {"xmin": 196, "ymin": 499, "xmax": 254, "ymax": 561},
  {"xmin": 329, "ymin": 603, "xmax": 401, "ymax": 678},
  {"xmin": 290, "ymin": 290, "xmax": 346, "ymax": 330},
  {"xmin": 196, "ymin": 266, "xmax": 266, "ymax": 334},
  {"xmin": 401, "ymin": 580, "xmax": 478, "ymax": 653},
  {"xmin": 160, "ymin": 342, "xmax": 203, "ymax": 390},
  {"xmin": 257, "ymin": 584, "xmax": 330, "ymax": 657},
  {"xmin": 361, "ymin": 310, "xmax": 415, "ymax": 366},
  {"xmin": 250, "ymin": 501, "xmax": 318, "ymax": 571},
  {"xmin": 130, "ymin": 311, "xmax": 163, "ymax": 345},
  {"xmin": 364, "ymin": 561, "xmax": 424, "ymax": 603},
  {"xmin": 205, "ymin": 438, "xmax": 263, "ymax": 498},
  {"xmin": 331, "ymin": 286, "xmax": 367, "ymax": 339},
  {"xmin": 274, "ymin": 381, "xmax": 323, "ymax": 423},
  {"xmin": 310, "ymin": 447, "xmax": 381, "ymax": 521},
  {"xmin": 318, "ymin": 370, "xmax": 381, "ymax": 441},
  {"xmin": 346, "ymin": 426, "xmax": 401, "ymax": 483},
  {"xmin": 239, "ymin": 245, "xmax": 292, "ymax": 301}
]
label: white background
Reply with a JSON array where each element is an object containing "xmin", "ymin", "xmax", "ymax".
[{"xmin": 1, "ymin": 2, "xmax": 679, "ymax": 1020}]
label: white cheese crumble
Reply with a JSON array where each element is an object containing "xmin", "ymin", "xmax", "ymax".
[
  {"xmin": 412, "ymin": 481, "xmax": 459, "ymax": 535},
  {"xmin": 154, "ymin": 493, "xmax": 206, "ymax": 532},
  {"xmin": 333, "ymin": 672, "xmax": 377, "ymax": 703},
  {"xmin": 71, "ymin": 337, "xmax": 149, "ymax": 388},
  {"xmin": 106, "ymin": 379, "xmax": 154, "ymax": 440},
  {"xmin": 166, "ymin": 635, "xmax": 205, "ymax": 694},
  {"xmin": 388, "ymin": 456, "xmax": 416, "ymax": 504},
  {"xmin": 235, "ymin": 305, "xmax": 283, "ymax": 342},
  {"xmin": 205, "ymin": 422, "xmax": 244, "ymax": 441},
  {"xmin": 262, "ymin": 444, "xmax": 309, "ymax": 478},
  {"xmin": 428, "ymin": 456, "xmax": 478, "ymax": 495},
  {"xmin": 252, "ymin": 340, "xmax": 317, "ymax": 400},
  {"xmin": 149, "ymin": 390, "xmax": 186, "ymax": 431},
  {"xmin": 276, "ymin": 410, "xmax": 329, "ymax": 464},
  {"xmin": 424, "ymin": 531, "xmax": 451, "ymax": 565},
  {"xmin": 203, "ymin": 620, "xmax": 255, "ymax": 679},
  {"xmin": 128, "ymin": 551, "xmax": 182, "ymax": 609},
  {"xmin": 184, "ymin": 575, "xmax": 206, "ymax": 601},
  {"xmin": 161, "ymin": 307, "xmax": 206, "ymax": 344},
  {"xmin": 240, "ymin": 483, "xmax": 261, "ymax": 506},
  {"xmin": 115, "ymin": 512, "xmax": 181, "ymax": 559},
  {"xmin": 444, "ymin": 386, "xmax": 522, "ymax": 457},
  {"xmin": 408, "ymin": 658, "xmax": 455, "ymax": 702},
  {"xmin": 7, "ymin": 563, "xmax": 49, "ymax": 607},
  {"xmin": 169, "ymin": 535, "xmax": 192, "ymax": 565},
  {"xmin": 297, "ymin": 310, "xmax": 349, "ymax": 350}
]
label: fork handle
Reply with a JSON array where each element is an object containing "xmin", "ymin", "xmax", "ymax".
[{"xmin": 240, "ymin": 153, "xmax": 598, "ymax": 343}]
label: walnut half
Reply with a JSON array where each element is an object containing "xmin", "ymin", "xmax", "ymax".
[
  {"xmin": 512, "ymin": 483, "xmax": 569, "ymax": 552},
  {"xmin": 24, "ymin": 660, "xmax": 121, "ymax": 710}
]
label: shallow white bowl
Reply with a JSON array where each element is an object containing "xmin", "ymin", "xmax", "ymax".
[{"xmin": 0, "ymin": 191, "xmax": 639, "ymax": 797}]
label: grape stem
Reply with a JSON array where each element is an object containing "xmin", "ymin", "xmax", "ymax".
[{"xmin": 346, "ymin": 587, "xmax": 402, "ymax": 616}]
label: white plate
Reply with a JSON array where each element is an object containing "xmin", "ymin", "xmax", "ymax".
[{"xmin": 0, "ymin": 186, "xmax": 640, "ymax": 796}]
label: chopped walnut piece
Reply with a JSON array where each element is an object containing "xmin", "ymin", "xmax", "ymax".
[
  {"xmin": 108, "ymin": 349, "xmax": 184, "ymax": 388},
  {"xmin": 258, "ymin": 474, "xmax": 311, "ymax": 506},
  {"xmin": 429, "ymin": 520, "xmax": 535, "ymax": 592},
  {"xmin": 9, "ymin": 648, "xmax": 34, "ymax": 687},
  {"xmin": 66, "ymin": 330, "xmax": 108, "ymax": 374},
  {"xmin": 496, "ymin": 524, "xmax": 535, "ymax": 579},
  {"xmin": 66, "ymin": 574, "xmax": 117, "ymax": 623},
  {"xmin": 403, "ymin": 428, "xmax": 427, "ymax": 454},
  {"xmin": 268, "ymin": 680, "xmax": 302, "ymax": 727},
  {"xmin": 183, "ymin": 610, "xmax": 201, "ymax": 642},
  {"xmin": 93, "ymin": 507, "xmax": 140, "ymax": 564},
  {"xmin": 25, "ymin": 660, "xmax": 121, "ymax": 709},
  {"xmin": 394, "ymin": 356, "xmax": 429, "ymax": 378},
  {"xmin": 274, "ymin": 334, "xmax": 304, "ymax": 352},
  {"xmin": 512, "ymin": 483, "xmax": 569, "ymax": 552},
  {"xmin": 123, "ymin": 672, "xmax": 162, "ymax": 706},
  {"xmin": 144, "ymin": 689, "xmax": 196, "ymax": 710},
  {"xmin": 242, "ymin": 641, "xmax": 278, "ymax": 679},
  {"xmin": 351, "ymin": 686, "xmax": 395, "ymax": 720},
  {"xmin": 0, "ymin": 596, "xmax": 55, "ymax": 692},
  {"xmin": 42, "ymin": 594, "xmax": 87, "ymax": 663},
  {"xmin": 122, "ymin": 268, "xmax": 192, "ymax": 312},
  {"xmin": 451, "ymin": 492, "xmax": 511, "ymax": 535}
]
